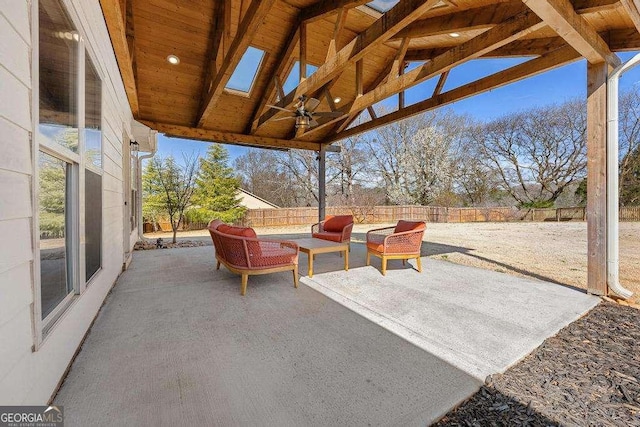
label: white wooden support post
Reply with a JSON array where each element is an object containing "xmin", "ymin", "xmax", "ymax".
[
  {"xmin": 586, "ymin": 62, "xmax": 608, "ymax": 295},
  {"xmin": 318, "ymin": 145, "xmax": 326, "ymax": 222}
]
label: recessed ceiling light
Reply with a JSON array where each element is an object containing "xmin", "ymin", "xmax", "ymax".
[
  {"xmin": 449, "ymin": 32, "xmax": 460, "ymax": 38},
  {"xmin": 334, "ymin": 97, "xmax": 342, "ymax": 104},
  {"xmin": 167, "ymin": 54, "xmax": 180, "ymax": 65}
]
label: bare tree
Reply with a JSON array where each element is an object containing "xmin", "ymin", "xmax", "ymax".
[
  {"xmin": 472, "ymin": 99, "xmax": 587, "ymax": 209},
  {"xmin": 619, "ymin": 87, "xmax": 640, "ymax": 206},
  {"xmin": 327, "ymin": 133, "xmax": 370, "ymax": 204},
  {"xmin": 234, "ymin": 149, "xmax": 298, "ymax": 207},
  {"xmin": 142, "ymin": 154, "xmax": 199, "ymax": 243}
]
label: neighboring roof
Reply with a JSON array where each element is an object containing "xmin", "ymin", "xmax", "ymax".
[
  {"xmin": 101, "ymin": 0, "xmax": 639, "ymax": 151},
  {"xmin": 239, "ymin": 189, "xmax": 280, "ymax": 209}
]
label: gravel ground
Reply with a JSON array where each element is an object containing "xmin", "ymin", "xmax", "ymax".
[
  {"xmin": 434, "ymin": 302, "xmax": 640, "ymax": 426},
  {"xmin": 144, "ymin": 221, "xmax": 640, "ymax": 304}
]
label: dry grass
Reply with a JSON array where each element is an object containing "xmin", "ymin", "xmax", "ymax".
[{"xmin": 144, "ymin": 221, "xmax": 640, "ymax": 304}]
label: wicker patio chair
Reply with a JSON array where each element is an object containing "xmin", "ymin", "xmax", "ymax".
[{"xmin": 365, "ymin": 220, "xmax": 426, "ymax": 275}]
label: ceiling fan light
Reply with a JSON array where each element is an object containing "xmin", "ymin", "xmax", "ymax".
[{"xmin": 295, "ymin": 116, "xmax": 310, "ymax": 128}]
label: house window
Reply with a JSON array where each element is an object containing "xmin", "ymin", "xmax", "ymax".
[
  {"xmin": 85, "ymin": 169, "xmax": 102, "ymax": 281},
  {"xmin": 39, "ymin": 0, "xmax": 79, "ymax": 153},
  {"xmin": 85, "ymin": 54, "xmax": 102, "ymax": 168},
  {"xmin": 38, "ymin": 152, "xmax": 73, "ymax": 319},
  {"xmin": 225, "ymin": 46, "xmax": 265, "ymax": 94},
  {"xmin": 36, "ymin": 0, "xmax": 105, "ymax": 330}
]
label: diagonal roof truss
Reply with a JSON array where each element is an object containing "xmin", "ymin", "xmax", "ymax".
[{"xmin": 101, "ymin": 0, "xmax": 639, "ymax": 151}]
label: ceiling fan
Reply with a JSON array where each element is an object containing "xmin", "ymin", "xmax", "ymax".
[{"xmin": 268, "ymin": 95, "xmax": 343, "ymax": 128}]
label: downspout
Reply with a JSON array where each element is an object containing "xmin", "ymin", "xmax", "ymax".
[
  {"xmin": 137, "ymin": 131, "xmax": 158, "ymax": 240},
  {"xmin": 605, "ymin": 54, "xmax": 639, "ymax": 299}
]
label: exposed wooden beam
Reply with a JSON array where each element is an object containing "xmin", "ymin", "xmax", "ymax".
[
  {"xmin": 346, "ymin": 9, "xmax": 545, "ymax": 118},
  {"xmin": 274, "ymin": 76, "xmax": 285, "ymax": 102},
  {"xmin": 406, "ymin": 28, "xmax": 640, "ymax": 61},
  {"xmin": 356, "ymin": 59, "xmax": 363, "ymax": 97},
  {"xmin": 199, "ymin": 0, "xmax": 226, "ymax": 115},
  {"xmin": 393, "ymin": 1, "xmax": 524, "ymax": 40},
  {"xmin": 620, "ymin": 0, "xmax": 640, "ymax": 33},
  {"xmin": 586, "ymin": 61, "xmax": 609, "ymax": 295},
  {"xmin": 99, "ymin": 0, "xmax": 139, "ymax": 116},
  {"xmin": 523, "ymin": 0, "xmax": 621, "ymax": 66},
  {"xmin": 300, "ymin": 0, "xmax": 369, "ymax": 23},
  {"xmin": 389, "ymin": 38, "xmax": 410, "ymax": 79},
  {"xmin": 197, "ymin": 0, "xmax": 277, "ymax": 127},
  {"xmin": 300, "ymin": 22, "xmax": 307, "ymax": 81},
  {"xmin": 330, "ymin": 46, "xmax": 580, "ymax": 142},
  {"xmin": 256, "ymin": 0, "xmax": 442, "ymax": 129},
  {"xmin": 391, "ymin": 0, "xmax": 617, "ymax": 40},
  {"xmin": 141, "ymin": 121, "xmax": 323, "ymax": 151},
  {"xmin": 433, "ymin": 71, "xmax": 449, "ymax": 96},
  {"xmin": 367, "ymin": 106, "xmax": 377, "ymax": 119},
  {"xmin": 326, "ymin": 8, "xmax": 349, "ymax": 61},
  {"xmin": 248, "ymin": 24, "xmax": 300, "ymax": 133}
]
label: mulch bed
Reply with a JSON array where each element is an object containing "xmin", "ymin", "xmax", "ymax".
[
  {"xmin": 134, "ymin": 240, "xmax": 209, "ymax": 250},
  {"xmin": 435, "ymin": 302, "xmax": 640, "ymax": 426}
]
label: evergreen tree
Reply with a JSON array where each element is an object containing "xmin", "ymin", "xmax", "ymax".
[{"xmin": 193, "ymin": 145, "xmax": 245, "ymax": 223}]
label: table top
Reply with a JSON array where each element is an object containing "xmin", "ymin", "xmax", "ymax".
[{"xmin": 290, "ymin": 237, "xmax": 348, "ymax": 251}]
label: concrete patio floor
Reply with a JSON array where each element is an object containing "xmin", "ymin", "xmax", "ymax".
[{"xmin": 54, "ymin": 242, "xmax": 598, "ymax": 426}]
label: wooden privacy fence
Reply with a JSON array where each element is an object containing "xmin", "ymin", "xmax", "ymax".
[
  {"xmin": 235, "ymin": 205, "xmax": 640, "ymax": 228},
  {"xmin": 144, "ymin": 206, "xmax": 640, "ymax": 231}
]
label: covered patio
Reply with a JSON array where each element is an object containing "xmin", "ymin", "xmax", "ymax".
[{"xmin": 54, "ymin": 242, "xmax": 597, "ymax": 425}]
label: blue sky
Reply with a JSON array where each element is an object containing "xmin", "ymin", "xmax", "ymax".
[{"xmin": 156, "ymin": 52, "xmax": 640, "ymax": 163}]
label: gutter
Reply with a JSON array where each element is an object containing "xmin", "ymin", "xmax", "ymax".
[
  {"xmin": 605, "ymin": 54, "xmax": 638, "ymax": 300},
  {"xmin": 137, "ymin": 131, "xmax": 158, "ymax": 240}
]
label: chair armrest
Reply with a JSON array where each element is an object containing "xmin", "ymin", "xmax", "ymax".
[
  {"xmin": 339, "ymin": 222, "xmax": 354, "ymax": 242},
  {"xmin": 383, "ymin": 229, "xmax": 425, "ymax": 254},
  {"xmin": 245, "ymin": 238, "xmax": 299, "ymax": 268},
  {"xmin": 366, "ymin": 226, "xmax": 395, "ymax": 245},
  {"xmin": 311, "ymin": 221, "xmax": 324, "ymax": 234}
]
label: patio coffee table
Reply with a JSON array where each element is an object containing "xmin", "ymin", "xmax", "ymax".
[{"xmin": 292, "ymin": 238, "xmax": 349, "ymax": 278}]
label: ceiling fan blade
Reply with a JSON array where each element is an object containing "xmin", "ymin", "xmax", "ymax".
[
  {"xmin": 309, "ymin": 119, "xmax": 319, "ymax": 128},
  {"xmin": 306, "ymin": 97, "xmax": 321, "ymax": 111},
  {"xmin": 267, "ymin": 104, "xmax": 292, "ymax": 113},
  {"xmin": 313, "ymin": 111, "xmax": 344, "ymax": 118},
  {"xmin": 273, "ymin": 116, "xmax": 296, "ymax": 121}
]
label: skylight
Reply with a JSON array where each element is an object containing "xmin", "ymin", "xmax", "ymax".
[
  {"xmin": 367, "ymin": 0, "xmax": 400, "ymax": 13},
  {"xmin": 226, "ymin": 46, "xmax": 265, "ymax": 94},
  {"xmin": 283, "ymin": 61, "xmax": 318, "ymax": 94}
]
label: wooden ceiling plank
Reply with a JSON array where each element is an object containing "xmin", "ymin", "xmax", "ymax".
[
  {"xmin": 142, "ymin": 121, "xmax": 322, "ymax": 151},
  {"xmin": 197, "ymin": 0, "xmax": 277, "ymax": 127},
  {"xmin": 392, "ymin": 0, "xmax": 618, "ymax": 40},
  {"xmin": 301, "ymin": 0, "xmax": 369, "ymax": 23},
  {"xmin": 256, "ymin": 0, "xmax": 442, "ymax": 129},
  {"xmin": 100, "ymin": 0, "xmax": 139, "ymax": 116},
  {"xmin": 523, "ymin": 0, "xmax": 621, "ymax": 66},
  {"xmin": 331, "ymin": 45, "xmax": 581, "ymax": 142},
  {"xmin": 347, "ymin": 9, "xmax": 546, "ymax": 118}
]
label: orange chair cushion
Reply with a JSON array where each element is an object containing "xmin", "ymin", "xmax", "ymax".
[
  {"xmin": 217, "ymin": 224, "xmax": 257, "ymax": 238},
  {"xmin": 366, "ymin": 241, "xmax": 384, "ymax": 253},
  {"xmin": 323, "ymin": 215, "xmax": 353, "ymax": 232},
  {"xmin": 394, "ymin": 220, "xmax": 426, "ymax": 233},
  {"xmin": 312, "ymin": 231, "xmax": 343, "ymax": 242}
]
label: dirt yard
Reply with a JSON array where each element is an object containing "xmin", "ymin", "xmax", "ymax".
[{"xmin": 144, "ymin": 221, "xmax": 640, "ymax": 304}]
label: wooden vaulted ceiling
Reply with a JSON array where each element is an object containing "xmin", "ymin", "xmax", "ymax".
[{"xmin": 100, "ymin": 0, "xmax": 640, "ymax": 151}]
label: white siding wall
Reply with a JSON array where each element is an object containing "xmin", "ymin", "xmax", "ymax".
[{"xmin": 0, "ymin": 0, "xmax": 135, "ymax": 404}]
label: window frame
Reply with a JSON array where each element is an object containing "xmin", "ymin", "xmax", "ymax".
[
  {"xmin": 224, "ymin": 46, "xmax": 267, "ymax": 97},
  {"xmin": 32, "ymin": 0, "xmax": 106, "ymax": 347}
]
